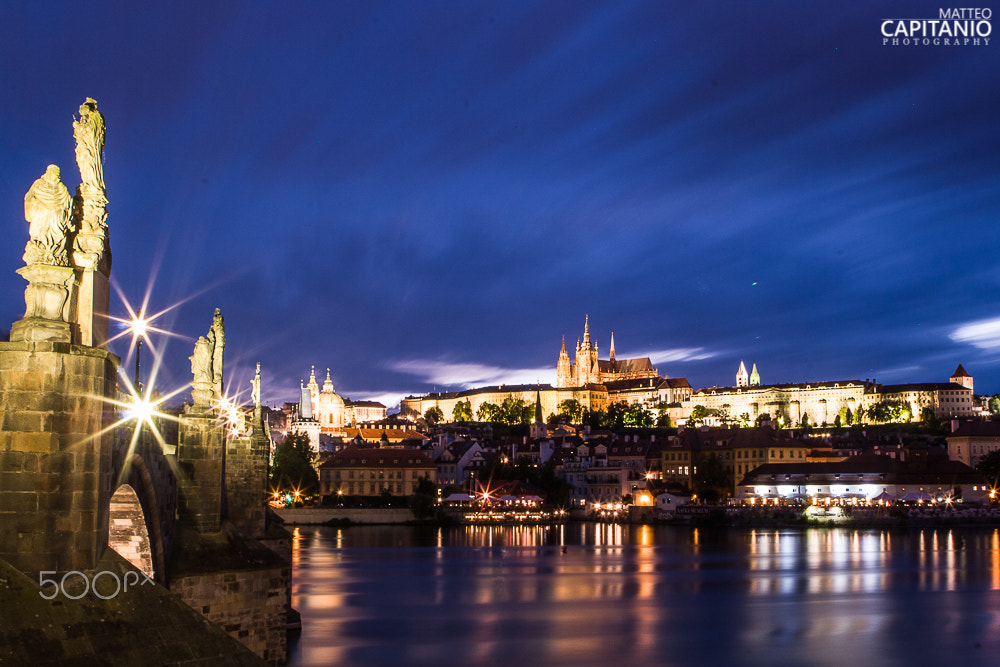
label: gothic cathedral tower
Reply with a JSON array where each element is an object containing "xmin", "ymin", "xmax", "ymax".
[
  {"xmin": 557, "ymin": 335, "xmax": 572, "ymax": 388},
  {"xmin": 575, "ymin": 315, "xmax": 599, "ymax": 386}
]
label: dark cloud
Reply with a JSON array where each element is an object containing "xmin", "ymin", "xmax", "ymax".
[{"xmin": 0, "ymin": 1, "xmax": 997, "ymax": 407}]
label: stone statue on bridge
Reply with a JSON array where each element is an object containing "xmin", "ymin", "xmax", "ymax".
[
  {"xmin": 73, "ymin": 98, "xmax": 106, "ymax": 196},
  {"xmin": 210, "ymin": 308, "xmax": 225, "ymax": 399},
  {"xmin": 23, "ymin": 165, "xmax": 74, "ymax": 267},
  {"xmin": 190, "ymin": 335, "xmax": 214, "ymax": 408},
  {"xmin": 190, "ymin": 309, "xmax": 226, "ymax": 409},
  {"xmin": 251, "ymin": 362, "xmax": 261, "ymax": 407}
]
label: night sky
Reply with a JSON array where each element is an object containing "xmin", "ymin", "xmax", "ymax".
[{"xmin": 1, "ymin": 2, "xmax": 998, "ymax": 409}]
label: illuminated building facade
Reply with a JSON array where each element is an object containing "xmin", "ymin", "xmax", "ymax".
[
  {"xmin": 946, "ymin": 419, "xmax": 1000, "ymax": 469},
  {"xmin": 556, "ymin": 316, "xmax": 659, "ymax": 388},
  {"xmin": 318, "ymin": 444, "xmax": 436, "ymax": 497},
  {"xmin": 681, "ymin": 363, "xmax": 975, "ymax": 426},
  {"xmin": 736, "ymin": 457, "xmax": 988, "ymax": 504},
  {"xmin": 304, "ymin": 366, "xmax": 388, "ymax": 432}
]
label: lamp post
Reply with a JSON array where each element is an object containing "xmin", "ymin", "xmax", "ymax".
[{"xmin": 131, "ymin": 310, "xmax": 148, "ymax": 392}]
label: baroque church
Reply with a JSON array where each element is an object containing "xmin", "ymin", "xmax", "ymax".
[
  {"xmin": 556, "ymin": 316, "xmax": 659, "ymax": 388},
  {"xmin": 303, "ymin": 366, "xmax": 388, "ymax": 432}
]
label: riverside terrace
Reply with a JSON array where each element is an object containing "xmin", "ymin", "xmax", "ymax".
[{"xmin": 734, "ymin": 455, "xmax": 988, "ymax": 505}]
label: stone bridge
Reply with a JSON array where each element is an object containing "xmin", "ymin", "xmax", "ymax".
[
  {"xmin": 1, "ymin": 98, "xmax": 291, "ymax": 665},
  {"xmin": 0, "ymin": 339, "xmax": 288, "ymax": 665}
]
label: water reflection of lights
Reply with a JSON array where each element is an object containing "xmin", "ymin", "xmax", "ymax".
[
  {"xmin": 287, "ymin": 524, "xmax": 1000, "ymax": 666},
  {"xmin": 751, "ymin": 528, "xmax": 891, "ymax": 596}
]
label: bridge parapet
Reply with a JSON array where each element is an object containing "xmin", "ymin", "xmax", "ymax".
[
  {"xmin": 0, "ymin": 340, "xmax": 117, "ymax": 575},
  {"xmin": 177, "ymin": 409, "xmax": 225, "ymax": 533}
]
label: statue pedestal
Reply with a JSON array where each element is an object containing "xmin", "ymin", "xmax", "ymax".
[
  {"xmin": 71, "ymin": 204, "xmax": 111, "ymax": 348},
  {"xmin": 9, "ymin": 264, "xmax": 75, "ymax": 343}
]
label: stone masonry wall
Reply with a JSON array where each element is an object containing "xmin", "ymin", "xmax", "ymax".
[
  {"xmin": 0, "ymin": 341, "xmax": 117, "ymax": 575},
  {"xmin": 225, "ymin": 426, "xmax": 269, "ymax": 538},
  {"xmin": 171, "ymin": 565, "xmax": 289, "ymax": 666},
  {"xmin": 177, "ymin": 413, "xmax": 224, "ymax": 533}
]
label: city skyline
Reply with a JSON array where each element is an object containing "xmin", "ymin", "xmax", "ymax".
[{"xmin": 1, "ymin": 2, "xmax": 997, "ymax": 409}]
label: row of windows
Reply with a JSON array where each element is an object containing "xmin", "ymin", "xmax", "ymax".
[
  {"xmin": 334, "ymin": 482, "xmax": 409, "ymax": 495},
  {"xmin": 329, "ymin": 469, "xmax": 428, "ymax": 480}
]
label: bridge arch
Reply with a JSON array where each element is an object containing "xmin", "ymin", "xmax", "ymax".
[
  {"xmin": 109, "ymin": 453, "xmax": 169, "ymax": 583},
  {"xmin": 108, "ymin": 483, "xmax": 154, "ymax": 577}
]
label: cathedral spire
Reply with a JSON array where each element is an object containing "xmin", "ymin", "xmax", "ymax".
[
  {"xmin": 583, "ymin": 314, "xmax": 591, "ymax": 348},
  {"xmin": 560, "ymin": 335, "xmax": 567, "ymax": 354},
  {"xmin": 736, "ymin": 360, "xmax": 748, "ymax": 387},
  {"xmin": 610, "ymin": 331, "xmax": 616, "ymax": 363},
  {"xmin": 749, "ymin": 362, "xmax": 760, "ymax": 386}
]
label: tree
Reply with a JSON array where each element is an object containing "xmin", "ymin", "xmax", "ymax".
[
  {"xmin": 477, "ymin": 402, "xmax": 502, "ymax": 422},
  {"xmin": 920, "ymin": 407, "xmax": 939, "ymax": 430},
  {"xmin": 693, "ymin": 452, "xmax": 731, "ymax": 502},
  {"xmin": 688, "ymin": 405, "xmax": 709, "ymax": 427},
  {"xmin": 500, "ymin": 396, "xmax": 526, "ymax": 425},
  {"xmin": 557, "ymin": 399, "xmax": 584, "ymax": 423},
  {"xmin": 424, "ymin": 406, "xmax": 444, "ymax": 424},
  {"xmin": 867, "ymin": 400, "xmax": 911, "ymax": 424},
  {"xmin": 990, "ymin": 395, "xmax": 1000, "ymax": 416},
  {"xmin": 718, "ymin": 405, "xmax": 732, "ymax": 425},
  {"xmin": 409, "ymin": 475, "xmax": 438, "ymax": 519},
  {"xmin": 452, "ymin": 400, "xmax": 472, "ymax": 423},
  {"xmin": 270, "ymin": 431, "xmax": 319, "ymax": 496},
  {"xmin": 624, "ymin": 403, "xmax": 653, "ymax": 428},
  {"xmin": 755, "ymin": 412, "xmax": 772, "ymax": 427},
  {"xmin": 601, "ymin": 401, "xmax": 628, "ymax": 430},
  {"xmin": 799, "ymin": 412, "xmax": 811, "ymax": 429},
  {"xmin": 976, "ymin": 451, "xmax": 1000, "ymax": 496}
]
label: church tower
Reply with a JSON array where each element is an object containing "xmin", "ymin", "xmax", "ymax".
[
  {"xmin": 557, "ymin": 335, "xmax": 572, "ymax": 388},
  {"xmin": 610, "ymin": 332, "xmax": 616, "ymax": 363},
  {"xmin": 530, "ymin": 388, "xmax": 546, "ymax": 439},
  {"xmin": 307, "ymin": 365, "xmax": 319, "ymax": 410},
  {"xmin": 950, "ymin": 364, "xmax": 973, "ymax": 392},
  {"xmin": 575, "ymin": 315, "xmax": 599, "ymax": 385},
  {"xmin": 749, "ymin": 362, "xmax": 761, "ymax": 386},
  {"xmin": 736, "ymin": 360, "xmax": 749, "ymax": 387}
]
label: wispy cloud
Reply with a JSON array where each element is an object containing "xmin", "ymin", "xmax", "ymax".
[
  {"xmin": 629, "ymin": 348, "xmax": 718, "ymax": 365},
  {"xmin": 950, "ymin": 318, "xmax": 1000, "ymax": 349},
  {"xmin": 349, "ymin": 391, "xmax": 410, "ymax": 412},
  {"xmin": 391, "ymin": 359, "xmax": 554, "ymax": 389}
]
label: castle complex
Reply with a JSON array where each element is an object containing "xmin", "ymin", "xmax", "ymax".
[
  {"xmin": 401, "ymin": 316, "xmax": 980, "ymax": 427},
  {"xmin": 686, "ymin": 362, "xmax": 976, "ymax": 426}
]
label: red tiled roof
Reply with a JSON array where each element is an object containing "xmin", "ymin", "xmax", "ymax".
[{"xmin": 319, "ymin": 444, "xmax": 434, "ymax": 468}]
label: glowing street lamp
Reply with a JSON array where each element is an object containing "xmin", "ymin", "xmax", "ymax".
[{"xmin": 130, "ymin": 310, "xmax": 148, "ymax": 391}]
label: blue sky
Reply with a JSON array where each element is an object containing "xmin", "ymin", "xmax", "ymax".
[{"xmin": 1, "ymin": 2, "xmax": 998, "ymax": 409}]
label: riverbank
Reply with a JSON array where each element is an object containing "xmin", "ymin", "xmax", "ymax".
[
  {"xmin": 274, "ymin": 504, "xmax": 1000, "ymax": 529},
  {"xmin": 274, "ymin": 507, "xmax": 414, "ymax": 525}
]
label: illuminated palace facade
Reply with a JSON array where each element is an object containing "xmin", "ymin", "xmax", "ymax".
[
  {"xmin": 556, "ymin": 316, "xmax": 658, "ymax": 388},
  {"xmin": 682, "ymin": 363, "xmax": 976, "ymax": 425},
  {"xmin": 305, "ymin": 366, "xmax": 387, "ymax": 431}
]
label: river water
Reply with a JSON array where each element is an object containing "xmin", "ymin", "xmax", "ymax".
[{"xmin": 288, "ymin": 523, "xmax": 1000, "ymax": 666}]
